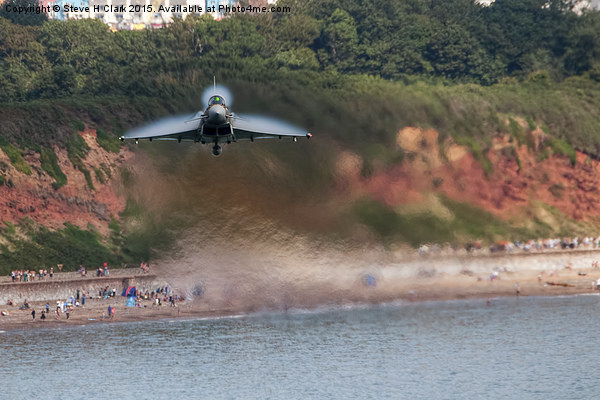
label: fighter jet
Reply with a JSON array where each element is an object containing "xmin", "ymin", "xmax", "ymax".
[{"xmin": 120, "ymin": 85, "xmax": 312, "ymax": 156}]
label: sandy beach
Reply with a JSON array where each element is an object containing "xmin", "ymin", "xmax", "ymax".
[
  {"xmin": 0, "ymin": 297, "xmax": 241, "ymax": 332},
  {"xmin": 3, "ymin": 250, "xmax": 600, "ymax": 331}
]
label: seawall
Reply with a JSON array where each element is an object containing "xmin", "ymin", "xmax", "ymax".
[
  {"xmin": 0, "ymin": 269, "xmax": 165, "ymax": 304},
  {"xmin": 4, "ymin": 249, "xmax": 600, "ymax": 306},
  {"xmin": 389, "ymin": 248, "xmax": 600, "ymax": 279}
]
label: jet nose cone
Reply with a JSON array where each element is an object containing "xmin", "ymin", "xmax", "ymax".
[{"xmin": 208, "ymin": 105, "xmax": 227, "ymax": 125}]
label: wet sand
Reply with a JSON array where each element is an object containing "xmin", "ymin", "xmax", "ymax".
[{"xmin": 3, "ymin": 258, "xmax": 600, "ymax": 332}]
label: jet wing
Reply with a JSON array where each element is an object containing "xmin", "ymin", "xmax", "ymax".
[
  {"xmin": 231, "ymin": 114, "xmax": 311, "ymax": 140},
  {"xmin": 122, "ymin": 113, "xmax": 202, "ymax": 141}
]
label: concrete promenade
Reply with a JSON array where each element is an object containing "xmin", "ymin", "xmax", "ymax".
[{"xmin": 0, "ymin": 268, "xmax": 164, "ymax": 303}]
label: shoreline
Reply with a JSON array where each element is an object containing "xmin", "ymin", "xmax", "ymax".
[
  {"xmin": 2, "ymin": 264, "xmax": 600, "ymax": 332},
  {"xmin": 4, "ymin": 249, "xmax": 600, "ymax": 332},
  {"xmin": 3, "ymin": 291, "xmax": 597, "ymax": 334}
]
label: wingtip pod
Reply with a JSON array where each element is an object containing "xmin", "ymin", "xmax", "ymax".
[{"xmin": 307, "ymin": 133, "xmax": 313, "ymax": 139}]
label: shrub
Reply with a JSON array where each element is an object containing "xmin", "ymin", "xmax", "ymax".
[
  {"xmin": 526, "ymin": 70, "xmax": 552, "ymax": 85},
  {"xmin": 454, "ymin": 135, "xmax": 493, "ymax": 176},
  {"xmin": 94, "ymin": 167, "xmax": 105, "ymax": 184},
  {"xmin": 508, "ymin": 118, "xmax": 527, "ymax": 146},
  {"xmin": 67, "ymin": 135, "xmax": 94, "ymax": 190},
  {"xmin": 40, "ymin": 147, "xmax": 67, "ymax": 189},
  {"xmin": 549, "ymin": 138, "xmax": 576, "ymax": 166},
  {"xmin": 96, "ymin": 127, "xmax": 121, "ymax": 153},
  {"xmin": 70, "ymin": 119, "xmax": 85, "ymax": 132},
  {"xmin": 0, "ymin": 136, "xmax": 31, "ymax": 175}
]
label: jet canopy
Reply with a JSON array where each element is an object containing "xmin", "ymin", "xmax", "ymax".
[{"xmin": 208, "ymin": 95, "xmax": 225, "ymax": 106}]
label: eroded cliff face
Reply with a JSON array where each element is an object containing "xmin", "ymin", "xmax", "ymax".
[
  {"xmin": 0, "ymin": 130, "xmax": 131, "ymax": 236},
  {"xmin": 335, "ymin": 123, "xmax": 600, "ymax": 233},
  {"xmin": 0, "ymin": 121, "xmax": 598, "ymax": 244}
]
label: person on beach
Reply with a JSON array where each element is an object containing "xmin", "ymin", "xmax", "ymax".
[
  {"xmin": 66, "ymin": 309, "xmax": 70, "ymax": 320},
  {"xmin": 108, "ymin": 306, "xmax": 112, "ymax": 319},
  {"xmin": 140, "ymin": 262, "xmax": 149, "ymax": 273},
  {"xmin": 49, "ymin": 267, "xmax": 53, "ymax": 279},
  {"xmin": 31, "ymin": 309, "xmax": 35, "ymax": 319},
  {"xmin": 56, "ymin": 301, "xmax": 61, "ymax": 317},
  {"xmin": 40, "ymin": 311, "xmax": 46, "ymax": 321},
  {"xmin": 46, "ymin": 303, "xmax": 49, "ymax": 314},
  {"xmin": 515, "ymin": 283, "xmax": 521, "ymax": 297}
]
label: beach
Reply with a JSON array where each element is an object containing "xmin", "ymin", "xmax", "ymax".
[
  {"xmin": 3, "ymin": 249, "xmax": 600, "ymax": 331},
  {"xmin": 0, "ymin": 297, "xmax": 239, "ymax": 331}
]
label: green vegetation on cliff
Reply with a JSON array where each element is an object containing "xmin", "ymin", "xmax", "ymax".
[
  {"xmin": 67, "ymin": 134, "xmax": 94, "ymax": 190},
  {"xmin": 0, "ymin": 136, "xmax": 31, "ymax": 175},
  {"xmin": 0, "ymin": 221, "xmax": 117, "ymax": 271},
  {"xmin": 353, "ymin": 196, "xmax": 531, "ymax": 247},
  {"xmin": 40, "ymin": 147, "xmax": 67, "ymax": 189},
  {"xmin": 0, "ymin": 217, "xmax": 155, "ymax": 275}
]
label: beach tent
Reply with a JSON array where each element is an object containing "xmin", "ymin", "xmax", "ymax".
[
  {"xmin": 126, "ymin": 297, "xmax": 135, "ymax": 307},
  {"xmin": 121, "ymin": 286, "xmax": 136, "ymax": 297}
]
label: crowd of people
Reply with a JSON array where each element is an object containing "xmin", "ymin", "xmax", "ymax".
[
  {"xmin": 7, "ymin": 262, "xmax": 154, "ymax": 283},
  {"xmin": 3, "ymin": 283, "xmax": 183, "ymax": 322},
  {"xmin": 2, "ymin": 261, "xmax": 184, "ymax": 324},
  {"xmin": 8, "ymin": 264, "xmax": 113, "ymax": 283},
  {"xmin": 10, "ymin": 267, "xmax": 54, "ymax": 282},
  {"xmin": 418, "ymin": 236, "xmax": 600, "ymax": 256}
]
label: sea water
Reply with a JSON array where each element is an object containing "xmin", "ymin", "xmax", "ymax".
[{"xmin": 1, "ymin": 295, "xmax": 599, "ymax": 399}]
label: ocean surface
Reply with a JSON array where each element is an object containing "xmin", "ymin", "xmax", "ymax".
[{"xmin": 2, "ymin": 295, "xmax": 600, "ymax": 399}]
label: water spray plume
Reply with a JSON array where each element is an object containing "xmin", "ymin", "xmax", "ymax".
[
  {"xmin": 125, "ymin": 149, "xmax": 401, "ymax": 313},
  {"xmin": 153, "ymin": 219, "xmax": 394, "ymax": 313}
]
